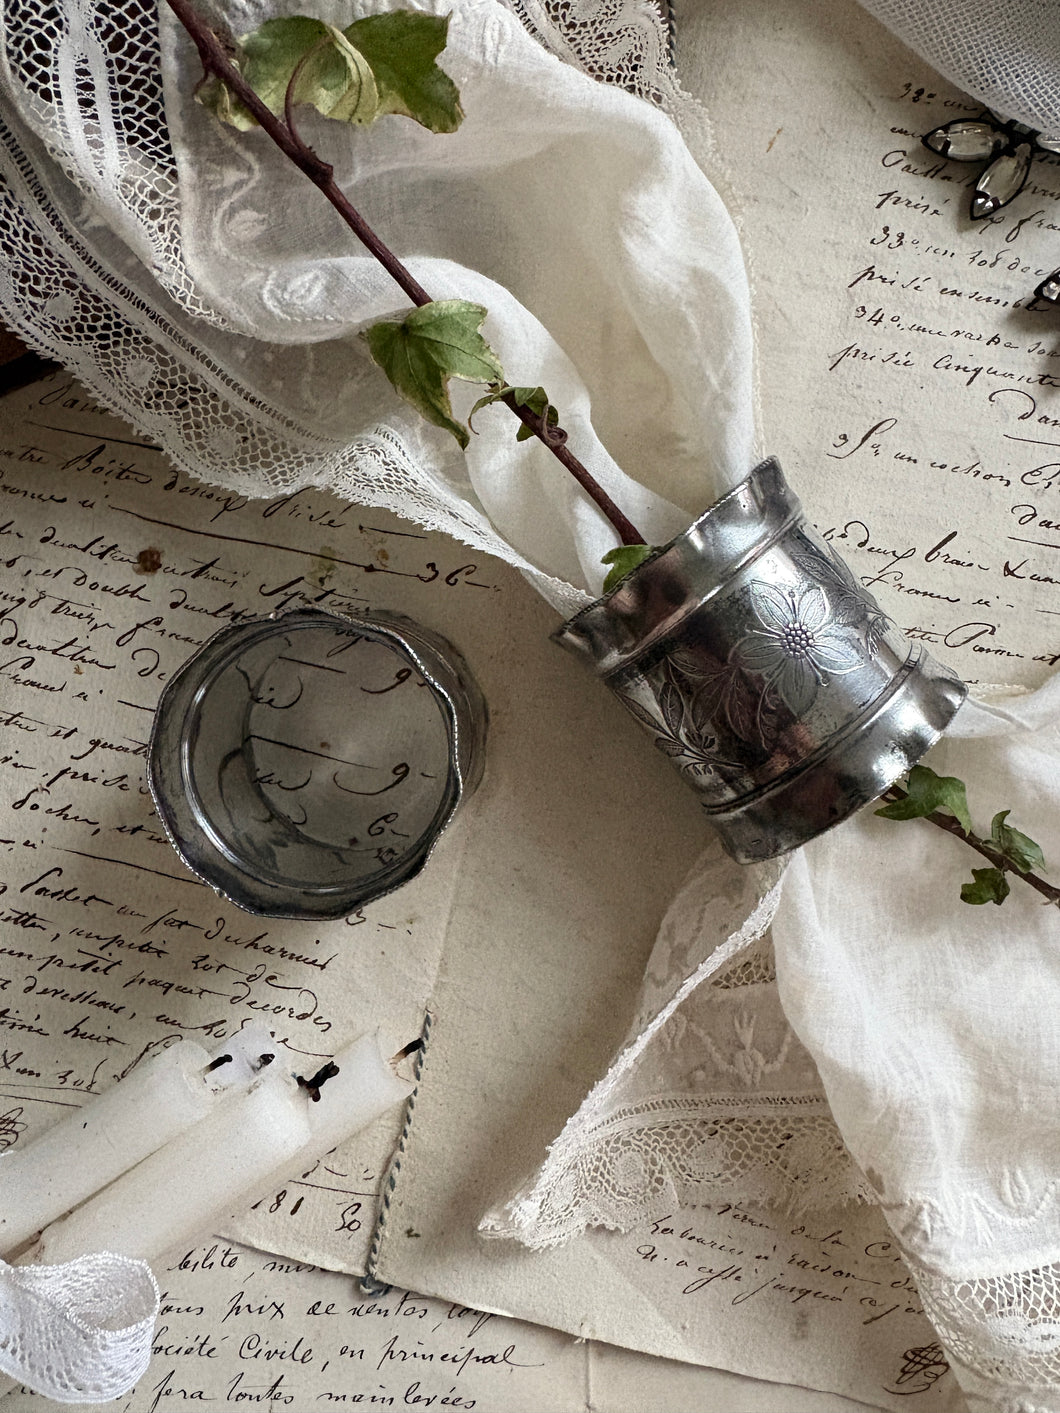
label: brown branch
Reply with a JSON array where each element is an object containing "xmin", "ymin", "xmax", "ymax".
[
  {"xmin": 881, "ymin": 785, "xmax": 1060, "ymax": 907},
  {"xmin": 164, "ymin": 0, "xmax": 646, "ymax": 546}
]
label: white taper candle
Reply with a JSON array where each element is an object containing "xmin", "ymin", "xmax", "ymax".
[
  {"xmin": 0, "ymin": 1024, "xmax": 279, "ymax": 1257},
  {"xmin": 0, "ymin": 1041, "xmax": 216, "ymax": 1256},
  {"xmin": 35, "ymin": 1067, "xmax": 312, "ymax": 1265},
  {"xmin": 31, "ymin": 1031, "xmax": 414, "ymax": 1266}
]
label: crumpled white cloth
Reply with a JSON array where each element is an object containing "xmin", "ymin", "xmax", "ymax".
[
  {"xmin": 773, "ymin": 677, "xmax": 1060, "ymax": 1413},
  {"xmin": 0, "ymin": 0, "xmax": 756, "ymax": 614},
  {"xmin": 0, "ymin": 1253, "xmax": 159, "ymax": 1402}
]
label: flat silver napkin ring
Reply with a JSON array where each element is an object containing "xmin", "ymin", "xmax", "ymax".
[{"xmin": 149, "ymin": 607, "xmax": 486, "ymax": 918}]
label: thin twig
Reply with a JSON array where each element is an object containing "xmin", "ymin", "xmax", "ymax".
[
  {"xmin": 164, "ymin": 0, "xmax": 645, "ymax": 546},
  {"xmin": 881, "ymin": 785, "xmax": 1060, "ymax": 907}
]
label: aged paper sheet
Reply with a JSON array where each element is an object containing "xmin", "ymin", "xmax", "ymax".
[
  {"xmin": 684, "ymin": 0, "xmax": 1060, "ymax": 694},
  {"xmin": 0, "ymin": 384, "xmax": 887, "ymax": 1411},
  {"xmin": 3, "ymin": 1239, "xmax": 882, "ymax": 1413}
]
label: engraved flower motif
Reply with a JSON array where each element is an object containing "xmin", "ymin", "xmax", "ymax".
[
  {"xmin": 730, "ymin": 583, "xmax": 861, "ymax": 717},
  {"xmin": 791, "ymin": 542, "xmax": 893, "ymax": 657}
]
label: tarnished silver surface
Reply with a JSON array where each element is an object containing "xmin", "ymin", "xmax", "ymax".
[
  {"xmin": 555, "ymin": 457, "xmax": 967, "ymax": 863},
  {"xmin": 149, "ymin": 607, "xmax": 486, "ymax": 918}
]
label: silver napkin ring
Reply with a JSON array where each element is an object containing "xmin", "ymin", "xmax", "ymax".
[
  {"xmin": 555, "ymin": 457, "xmax": 967, "ymax": 862},
  {"xmin": 149, "ymin": 607, "xmax": 486, "ymax": 918}
]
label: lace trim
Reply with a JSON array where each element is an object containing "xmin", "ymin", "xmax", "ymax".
[
  {"xmin": 500, "ymin": 0, "xmax": 678, "ymax": 105},
  {"xmin": 912, "ymin": 1257, "xmax": 1060, "ymax": 1413},
  {"xmin": 484, "ymin": 1093, "xmax": 874, "ymax": 1249},
  {"xmin": 482, "ymin": 873, "xmax": 881, "ymax": 1248},
  {"xmin": 4, "ymin": 0, "xmax": 224, "ymax": 324},
  {"xmin": 0, "ymin": 1253, "xmax": 159, "ymax": 1402}
]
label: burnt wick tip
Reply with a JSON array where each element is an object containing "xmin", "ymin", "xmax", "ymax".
[
  {"xmin": 297, "ymin": 1060, "xmax": 340, "ymax": 1102},
  {"xmin": 205, "ymin": 1054, "xmax": 233, "ymax": 1073}
]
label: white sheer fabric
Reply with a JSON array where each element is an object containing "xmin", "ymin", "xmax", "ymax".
[
  {"xmin": 0, "ymin": 0, "xmax": 756, "ymax": 614},
  {"xmin": 858, "ymin": 0, "xmax": 1060, "ymax": 133},
  {"xmin": 774, "ymin": 679, "xmax": 1060, "ymax": 1413}
]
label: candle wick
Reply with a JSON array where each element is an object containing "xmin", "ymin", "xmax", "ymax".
[
  {"xmin": 391, "ymin": 1039, "xmax": 423, "ymax": 1063},
  {"xmin": 256, "ymin": 1053, "xmax": 275, "ymax": 1069},
  {"xmin": 204, "ymin": 1054, "xmax": 233, "ymax": 1073},
  {"xmin": 297, "ymin": 1061, "xmax": 340, "ymax": 1102}
]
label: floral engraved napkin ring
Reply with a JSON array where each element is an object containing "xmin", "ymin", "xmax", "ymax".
[
  {"xmin": 555, "ymin": 458, "xmax": 966, "ymax": 862},
  {"xmin": 149, "ymin": 606, "xmax": 486, "ymax": 918}
]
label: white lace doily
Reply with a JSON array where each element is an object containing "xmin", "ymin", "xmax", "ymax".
[{"xmin": 483, "ymin": 840, "xmax": 875, "ymax": 1250}]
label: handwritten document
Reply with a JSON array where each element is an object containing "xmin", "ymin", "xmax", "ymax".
[
  {"xmin": 6, "ymin": 1238, "xmax": 883, "ymax": 1413},
  {"xmin": 0, "ymin": 382, "xmax": 894, "ymax": 1411},
  {"xmin": 0, "ymin": 367, "xmax": 515, "ymax": 1272},
  {"xmin": 369, "ymin": 882, "xmax": 961, "ymax": 1413},
  {"xmin": 680, "ymin": 0, "xmax": 1060, "ymax": 692}
]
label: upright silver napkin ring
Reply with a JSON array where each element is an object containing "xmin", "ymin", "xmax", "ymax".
[
  {"xmin": 555, "ymin": 457, "xmax": 967, "ymax": 862},
  {"xmin": 149, "ymin": 607, "xmax": 486, "ymax": 918}
]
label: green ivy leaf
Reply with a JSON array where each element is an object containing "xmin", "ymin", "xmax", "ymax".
[
  {"xmin": 246, "ymin": 18, "xmax": 378, "ymax": 124},
  {"xmin": 196, "ymin": 72, "xmax": 257, "ymax": 131},
  {"xmin": 469, "ymin": 385, "xmax": 560, "ymax": 442},
  {"xmin": 989, "ymin": 809, "xmax": 1047, "ymax": 875},
  {"xmin": 197, "ymin": 11, "xmax": 462, "ymax": 134},
  {"xmin": 874, "ymin": 763, "xmax": 973, "ymax": 833},
  {"xmin": 960, "ymin": 867, "xmax": 1011, "ymax": 906},
  {"xmin": 345, "ymin": 12, "xmax": 463, "ymax": 133},
  {"xmin": 362, "ymin": 300, "xmax": 505, "ymax": 448},
  {"xmin": 601, "ymin": 544, "xmax": 655, "ymax": 594}
]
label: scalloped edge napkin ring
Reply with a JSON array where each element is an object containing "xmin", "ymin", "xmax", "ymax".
[
  {"xmin": 554, "ymin": 458, "xmax": 967, "ymax": 862},
  {"xmin": 149, "ymin": 606, "xmax": 486, "ymax": 918}
]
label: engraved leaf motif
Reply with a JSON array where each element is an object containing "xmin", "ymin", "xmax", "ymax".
[
  {"xmin": 618, "ymin": 693, "xmax": 669, "ymax": 735},
  {"xmin": 865, "ymin": 611, "xmax": 892, "ymax": 657},
  {"xmin": 659, "ymin": 677, "xmax": 685, "ymax": 737},
  {"xmin": 668, "ymin": 647, "xmax": 775, "ymax": 749},
  {"xmin": 793, "ymin": 543, "xmax": 895, "ymax": 653},
  {"xmin": 613, "ymin": 669, "xmax": 730, "ymax": 779}
]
